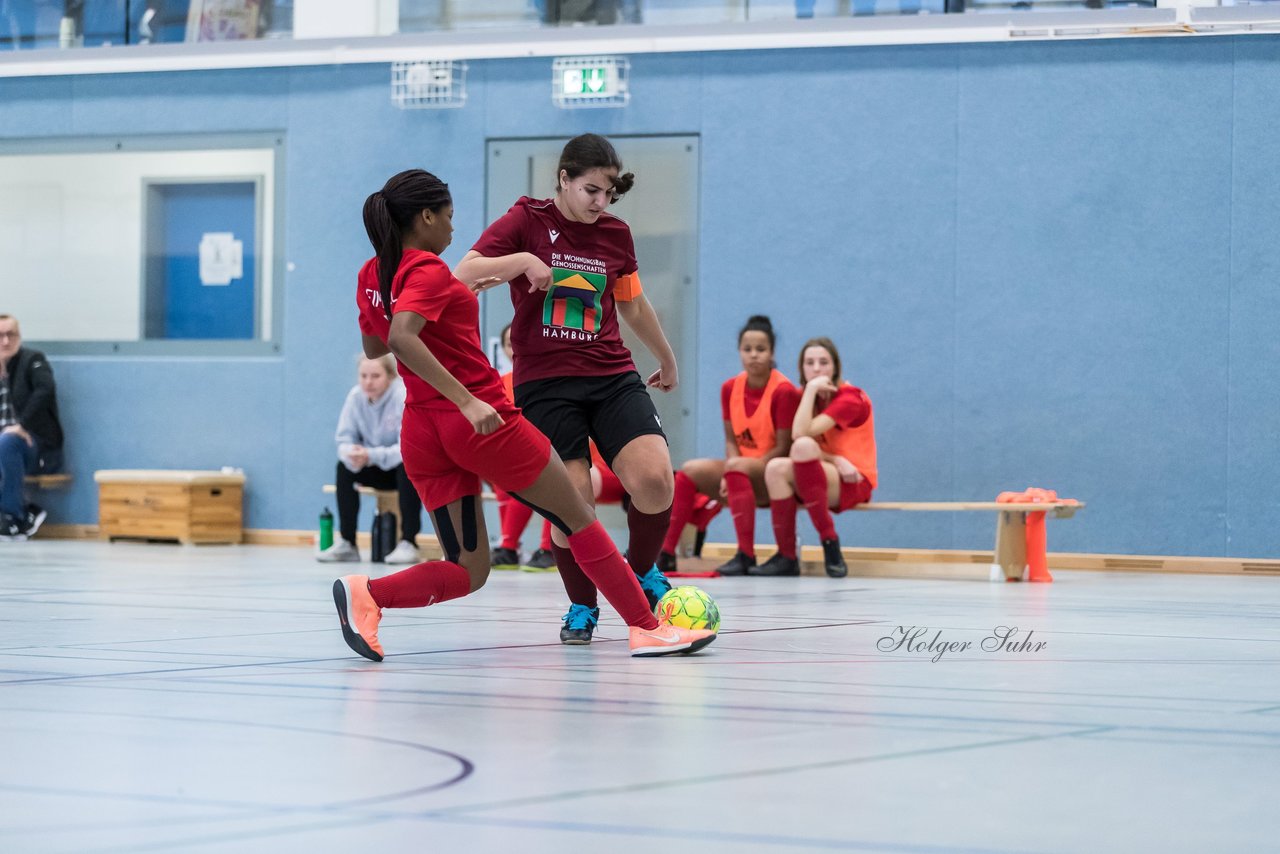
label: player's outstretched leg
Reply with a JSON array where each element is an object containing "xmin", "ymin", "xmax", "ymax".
[
  {"xmin": 332, "ymin": 494, "xmax": 489, "ymax": 661},
  {"xmin": 512, "ymin": 455, "xmax": 716, "ymax": 657}
]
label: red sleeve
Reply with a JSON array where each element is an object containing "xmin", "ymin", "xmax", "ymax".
[
  {"xmin": 358, "ymin": 308, "xmax": 376, "ymax": 336},
  {"xmin": 823, "ymin": 386, "xmax": 871, "ymax": 429},
  {"xmin": 771, "ymin": 383, "xmax": 801, "ymax": 430},
  {"xmin": 470, "ymin": 203, "xmax": 529, "ymax": 258},
  {"xmin": 721, "ymin": 379, "xmax": 734, "ymax": 421},
  {"xmin": 392, "ymin": 262, "xmax": 453, "ymax": 323}
]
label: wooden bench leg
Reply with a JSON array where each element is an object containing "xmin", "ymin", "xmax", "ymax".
[{"xmin": 994, "ymin": 511, "xmax": 1027, "ymax": 581}]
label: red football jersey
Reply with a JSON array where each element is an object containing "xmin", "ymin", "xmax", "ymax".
[
  {"xmin": 470, "ymin": 196, "xmax": 642, "ymax": 385},
  {"xmin": 357, "ymin": 249, "xmax": 508, "ymax": 411}
]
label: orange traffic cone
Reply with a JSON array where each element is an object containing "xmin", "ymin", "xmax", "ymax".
[{"xmin": 1025, "ymin": 510, "xmax": 1052, "ymax": 582}]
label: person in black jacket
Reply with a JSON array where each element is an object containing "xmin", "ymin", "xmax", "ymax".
[{"xmin": 0, "ymin": 315, "xmax": 64, "ymax": 540}]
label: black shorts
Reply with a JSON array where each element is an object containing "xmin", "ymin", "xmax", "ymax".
[{"xmin": 514, "ymin": 371, "xmax": 667, "ymax": 468}]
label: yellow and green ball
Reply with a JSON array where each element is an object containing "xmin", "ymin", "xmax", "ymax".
[{"xmin": 655, "ymin": 585, "xmax": 721, "ymax": 632}]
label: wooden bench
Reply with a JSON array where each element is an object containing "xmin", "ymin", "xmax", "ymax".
[
  {"xmin": 322, "ymin": 484, "xmax": 401, "ymax": 525},
  {"xmin": 853, "ymin": 501, "xmax": 1083, "ymax": 580},
  {"xmin": 95, "ymin": 470, "xmax": 245, "ymax": 545}
]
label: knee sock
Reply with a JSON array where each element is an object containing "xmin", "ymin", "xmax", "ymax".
[
  {"xmin": 770, "ymin": 496, "xmax": 798, "ymax": 559},
  {"xmin": 660, "ymin": 471, "xmax": 699, "ymax": 556},
  {"xmin": 626, "ymin": 501, "xmax": 672, "ymax": 576},
  {"xmin": 501, "ymin": 499, "xmax": 534, "ymax": 551},
  {"xmin": 568, "ymin": 521, "xmax": 659, "ymax": 630},
  {"xmin": 368, "ymin": 561, "xmax": 472, "ymax": 609},
  {"xmin": 794, "ymin": 459, "xmax": 837, "ymax": 541},
  {"xmin": 552, "ymin": 542, "xmax": 599, "ymax": 609},
  {"xmin": 539, "ymin": 519, "xmax": 553, "ymax": 552},
  {"xmin": 723, "ymin": 471, "xmax": 758, "ymax": 557}
]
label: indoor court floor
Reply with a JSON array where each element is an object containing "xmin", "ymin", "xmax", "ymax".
[{"xmin": 1, "ymin": 540, "xmax": 1277, "ymax": 853}]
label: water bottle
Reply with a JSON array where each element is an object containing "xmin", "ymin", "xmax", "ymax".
[
  {"xmin": 371, "ymin": 511, "xmax": 393, "ymax": 563},
  {"xmin": 378, "ymin": 512, "xmax": 397, "ymax": 561},
  {"xmin": 318, "ymin": 507, "xmax": 334, "ymax": 551}
]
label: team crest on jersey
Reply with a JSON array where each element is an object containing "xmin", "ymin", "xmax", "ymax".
[{"xmin": 543, "ymin": 254, "xmax": 605, "ymax": 337}]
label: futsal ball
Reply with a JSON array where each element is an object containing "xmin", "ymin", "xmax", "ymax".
[{"xmin": 655, "ymin": 585, "xmax": 720, "ymax": 632}]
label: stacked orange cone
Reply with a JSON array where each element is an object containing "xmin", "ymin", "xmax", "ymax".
[{"xmin": 996, "ymin": 488, "xmax": 1079, "ymax": 583}]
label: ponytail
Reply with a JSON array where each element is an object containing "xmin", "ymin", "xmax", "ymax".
[{"xmin": 361, "ymin": 170, "xmax": 453, "ymax": 321}]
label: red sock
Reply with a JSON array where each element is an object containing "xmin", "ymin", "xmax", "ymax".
[
  {"xmin": 771, "ymin": 496, "xmax": 798, "ymax": 558},
  {"xmin": 625, "ymin": 501, "xmax": 672, "ymax": 576},
  {"xmin": 539, "ymin": 519, "xmax": 552, "ymax": 551},
  {"xmin": 552, "ymin": 542, "xmax": 598, "ymax": 609},
  {"xmin": 723, "ymin": 471, "xmax": 757, "ymax": 557},
  {"xmin": 794, "ymin": 459, "xmax": 837, "ymax": 541},
  {"xmin": 368, "ymin": 561, "xmax": 471, "ymax": 609},
  {"xmin": 660, "ymin": 471, "xmax": 699, "ymax": 556},
  {"xmin": 569, "ymin": 521, "xmax": 659, "ymax": 629},
  {"xmin": 501, "ymin": 499, "xmax": 534, "ymax": 551}
]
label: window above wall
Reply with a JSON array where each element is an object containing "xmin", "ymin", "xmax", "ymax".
[
  {"xmin": 0, "ymin": 133, "xmax": 284, "ymax": 356},
  {"xmin": 2, "ymin": 0, "xmax": 1280, "ymax": 78}
]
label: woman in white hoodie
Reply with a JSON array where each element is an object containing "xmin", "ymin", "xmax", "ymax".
[{"xmin": 318, "ymin": 354, "xmax": 423, "ymax": 564}]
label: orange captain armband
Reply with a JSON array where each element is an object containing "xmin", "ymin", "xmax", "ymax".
[{"xmin": 614, "ymin": 271, "xmax": 643, "ymax": 302}]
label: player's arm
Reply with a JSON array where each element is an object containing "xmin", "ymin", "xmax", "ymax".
[
  {"xmin": 362, "ymin": 334, "xmax": 390, "ymax": 359},
  {"xmin": 455, "ymin": 250, "xmax": 551, "ymax": 293},
  {"xmin": 762, "ymin": 428, "xmax": 793, "ymax": 463},
  {"xmin": 792, "ymin": 377, "xmax": 838, "ymax": 438},
  {"xmin": 723, "ymin": 420, "xmax": 740, "ymax": 460},
  {"xmin": 386, "ymin": 311, "xmax": 504, "ymax": 435},
  {"xmin": 617, "ymin": 292, "xmax": 678, "ymax": 392}
]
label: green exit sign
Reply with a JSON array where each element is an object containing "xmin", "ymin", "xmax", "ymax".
[
  {"xmin": 552, "ymin": 57, "xmax": 630, "ymax": 108},
  {"xmin": 562, "ymin": 67, "xmax": 610, "ymax": 96}
]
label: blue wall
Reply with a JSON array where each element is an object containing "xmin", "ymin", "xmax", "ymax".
[{"xmin": 3, "ymin": 35, "xmax": 1277, "ymax": 558}]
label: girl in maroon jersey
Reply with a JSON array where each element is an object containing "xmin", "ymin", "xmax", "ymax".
[
  {"xmin": 655, "ymin": 315, "xmax": 800, "ymax": 577},
  {"xmin": 457, "ymin": 134, "xmax": 680, "ymax": 645},
  {"xmin": 330, "ymin": 168, "xmax": 715, "ymax": 660}
]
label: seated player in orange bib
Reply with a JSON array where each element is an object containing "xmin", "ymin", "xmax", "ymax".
[
  {"xmin": 330, "ymin": 168, "xmax": 715, "ymax": 660},
  {"xmin": 655, "ymin": 315, "xmax": 799, "ymax": 576},
  {"xmin": 758, "ymin": 337, "xmax": 876, "ymax": 578}
]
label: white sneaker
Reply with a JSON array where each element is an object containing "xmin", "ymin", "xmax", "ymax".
[
  {"xmin": 384, "ymin": 540, "xmax": 420, "ymax": 565},
  {"xmin": 317, "ymin": 540, "xmax": 360, "ymax": 563}
]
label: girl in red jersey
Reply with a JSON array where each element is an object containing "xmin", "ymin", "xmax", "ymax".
[
  {"xmin": 330, "ymin": 169, "xmax": 715, "ymax": 660},
  {"xmin": 757, "ymin": 337, "xmax": 877, "ymax": 579},
  {"xmin": 655, "ymin": 315, "xmax": 800, "ymax": 577},
  {"xmin": 457, "ymin": 134, "xmax": 680, "ymax": 645}
]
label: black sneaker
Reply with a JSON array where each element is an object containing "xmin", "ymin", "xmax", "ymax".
[
  {"xmin": 822, "ymin": 538, "xmax": 848, "ymax": 578},
  {"xmin": 490, "ymin": 546, "xmax": 520, "ymax": 570},
  {"xmin": 716, "ymin": 551, "xmax": 756, "ymax": 576},
  {"xmin": 655, "ymin": 550, "xmax": 677, "ymax": 575},
  {"xmin": 750, "ymin": 552, "xmax": 800, "ymax": 577},
  {"xmin": 24, "ymin": 503, "xmax": 47, "ymax": 539},
  {"xmin": 560, "ymin": 604, "xmax": 600, "ymax": 645},
  {"xmin": 0, "ymin": 512, "xmax": 28, "ymax": 542},
  {"xmin": 520, "ymin": 548, "xmax": 557, "ymax": 572}
]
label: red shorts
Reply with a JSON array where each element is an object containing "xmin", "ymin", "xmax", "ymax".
[
  {"xmin": 837, "ymin": 478, "xmax": 874, "ymax": 513},
  {"xmin": 595, "ymin": 464, "xmax": 627, "ymax": 505},
  {"xmin": 401, "ymin": 404, "xmax": 551, "ymax": 510}
]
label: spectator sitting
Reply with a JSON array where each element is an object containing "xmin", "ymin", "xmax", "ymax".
[
  {"xmin": 317, "ymin": 354, "xmax": 424, "ymax": 564},
  {"xmin": 0, "ymin": 314, "xmax": 63, "ymax": 541}
]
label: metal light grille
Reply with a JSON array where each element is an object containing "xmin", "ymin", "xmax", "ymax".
[{"xmin": 391, "ymin": 60, "xmax": 468, "ymax": 109}]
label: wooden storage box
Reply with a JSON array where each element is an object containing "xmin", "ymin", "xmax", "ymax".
[{"xmin": 95, "ymin": 470, "xmax": 245, "ymax": 544}]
